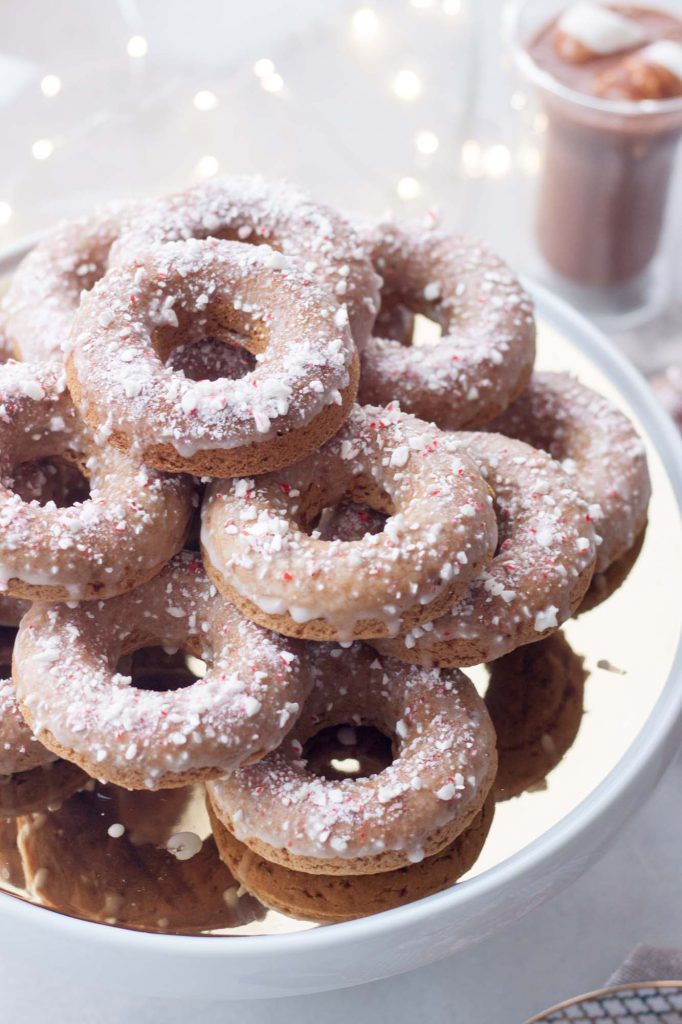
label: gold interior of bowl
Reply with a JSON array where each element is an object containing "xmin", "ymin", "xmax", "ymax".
[{"xmin": 0, "ymin": 298, "xmax": 679, "ymax": 937}]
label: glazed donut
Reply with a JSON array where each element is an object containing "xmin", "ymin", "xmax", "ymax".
[
  {"xmin": 371, "ymin": 432, "xmax": 597, "ymax": 667},
  {"xmin": 487, "ymin": 372, "xmax": 651, "ymax": 572},
  {"xmin": 207, "ymin": 795, "xmax": 494, "ymax": 923},
  {"xmin": 0, "ymin": 627, "xmax": 56, "ymax": 775},
  {"xmin": 206, "ymin": 642, "xmax": 497, "ymax": 874},
  {"xmin": 485, "ymin": 632, "xmax": 587, "ymax": 801},
  {"xmin": 2, "ymin": 203, "xmax": 136, "ymax": 362},
  {"xmin": 0, "ymin": 460, "xmax": 89, "ymax": 623},
  {"xmin": 166, "ymin": 334, "xmax": 256, "ymax": 382},
  {"xmin": 111, "ymin": 176, "xmax": 380, "ymax": 349},
  {"xmin": 0, "ymin": 458, "xmax": 88, "ymax": 623},
  {"xmin": 0, "ymin": 361, "xmax": 193, "ymax": 601},
  {"xmin": 66, "ymin": 238, "xmax": 360, "ymax": 477},
  {"xmin": 12, "ymin": 553, "xmax": 313, "ymax": 789},
  {"xmin": 315, "ymin": 498, "xmax": 386, "ymax": 542},
  {"xmin": 357, "ymin": 222, "xmax": 536, "ymax": 428},
  {"xmin": 201, "ymin": 404, "xmax": 498, "ymax": 641}
]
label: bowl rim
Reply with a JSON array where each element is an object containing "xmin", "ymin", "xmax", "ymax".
[{"xmin": 1, "ymin": 250, "xmax": 681, "ymax": 963}]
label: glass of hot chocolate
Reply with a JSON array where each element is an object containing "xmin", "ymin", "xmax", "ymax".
[{"xmin": 508, "ymin": 0, "xmax": 682, "ymax": 320}]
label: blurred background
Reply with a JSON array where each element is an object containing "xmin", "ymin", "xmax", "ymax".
[{"xmin": 2, "ymin": 0, "xmax": 681, "ymax": 370}]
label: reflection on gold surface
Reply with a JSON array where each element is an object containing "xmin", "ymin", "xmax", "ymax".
[
  {"xmin": 486, "ymin": 632, "xmax": 587, "ymax": 802},
  {"xmin": 0, "ymin": 313, "xmax": 677, "ymax": 934},
  {"xmin": 14, "ymin": 783, "xmax": 264, "ymax": 934}
]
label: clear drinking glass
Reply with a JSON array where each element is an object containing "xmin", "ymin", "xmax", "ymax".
[{"xmin": 507, "ymin": 0, "xmax": 682, "ymax": 325}]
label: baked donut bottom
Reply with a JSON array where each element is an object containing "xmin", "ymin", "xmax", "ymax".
[
  {"xmin": 207, "ymin": 796, "xmax": 494, "ymax": 923},
  {"xmin": 206, "ymin": 772, "xmax": 493, "ymax": 876},
  {"xmin": 203, "ymin": 554, "xmax": 476, "ymax": 644},
  {"xmin": 66, "ymin": 349, "xmax": 360, "ymax": 480},
  {"xmin": 4, "ymin": 554, "xmax": 183, "ymax": 604}
]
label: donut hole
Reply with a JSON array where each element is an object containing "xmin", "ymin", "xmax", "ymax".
[
  {"xmin": 375, "ymin": 303, "xmax": 415, "ymax": 345},
  {"xmin": 310, "ymin": 498, "xmax": 388, "ymax": 542},
  {"xmin": 411, "ymin": 313, "xmax": 443, "ymax": 348},
  {"xmin": 375, "ymin": 303, "xmax": 443, "ymax": 349},
  {"xmin": 184, "ymin": 495, "xmax": 204, "ymax": 553},
  {"xmin": 490, "ymin": 492, "xmax": 518, "ymax": 559},
  {"xmin": 12, "ymin": 457, "xmax": 90, "ymax": 508},
  {"xmin": 303, "ymin": 724, "xmax": 393, "ymax": 781},
  {"xmin": 166, "ymin": 336, "xmax": 256, "ymax": 383},
  {"xmin": 298, "ymin": 473, "xmax": 393, "ymax": 540},
  {"xmin": 0, "ymin": 626, "xmax": 15, "ymax": 679},
  {"xmin": 153, "ymin": 306, "xmax": 269, "ymax": 370},
  {"xmin": 73, "ymin": 260, "xmax": 107, "ymax": 296},
  {"xmin": 118, "ymin": 646, "xmax": 207, "ymax": 693}
]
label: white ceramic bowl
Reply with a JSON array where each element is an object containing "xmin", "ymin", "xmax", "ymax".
[{"xmin": 0, "ymin": 269, "xmax": 681, "ymax": 1001}]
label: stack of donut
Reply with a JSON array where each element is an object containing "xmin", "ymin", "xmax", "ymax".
[{"xmin": 0, "ymin": 175, "xmax": 650, "ymax": 923}]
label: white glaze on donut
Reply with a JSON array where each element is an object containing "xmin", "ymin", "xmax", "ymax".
[
  {"xmin": 111, "ymin": 176, "xmax": 380, "ymax": 348},
  {"xmin": 358, "ymin": 222, "xmax": 536, "ymax": 428},
  {"xmin": 207, "ymin": 642, "xmax": 497, "ymax": 871},
  {"xmin": 201, "ymin": 404, "xmax": 498, "ymax": 640},
  {"xmin": 2, "ymin": 203, "xmax": 136, "ymax": 362},
  {"xmin": 13, "ymin": 554, "xmax": 312, "ymax": 789},
  {"xmin": 0, "ymin": 628, "xmax": 56, "ymax": 775},
  {"xmin": 67, "ymin": 238, "xmax": 358, "ymax": 472},
  {"xmin": 487, "ymin": 372, "xmax": 650, "ymax": 572},
  {"xmin": 373, "ymin": 432, "xmax": 597, "ymax": 667},
  {"xmin": 0, "ymin": 361, "xmax": 193, "ymax": 600}
]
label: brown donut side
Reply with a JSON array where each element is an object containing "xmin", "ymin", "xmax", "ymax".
[
  {"xmin": 202, "ymin": 553, "xmax": 486, "ymax": 643},
  {"xmin": 14, "ymin": 725, "xmax": 229, "ymax": 792},
  {"xmin": 207, "ymin": 796, "xmax": 494, "ymax": 923},
  {"xmin": 66, "ymin": 348, "xmax": 360, "ymax": 480},
  {"xmin": 210, "ymin": 807, "xmax": 489, "ymax": 876},
  {"xmin": 4, "ymin": 554, "xmax": 183, "ymax": 604}
]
